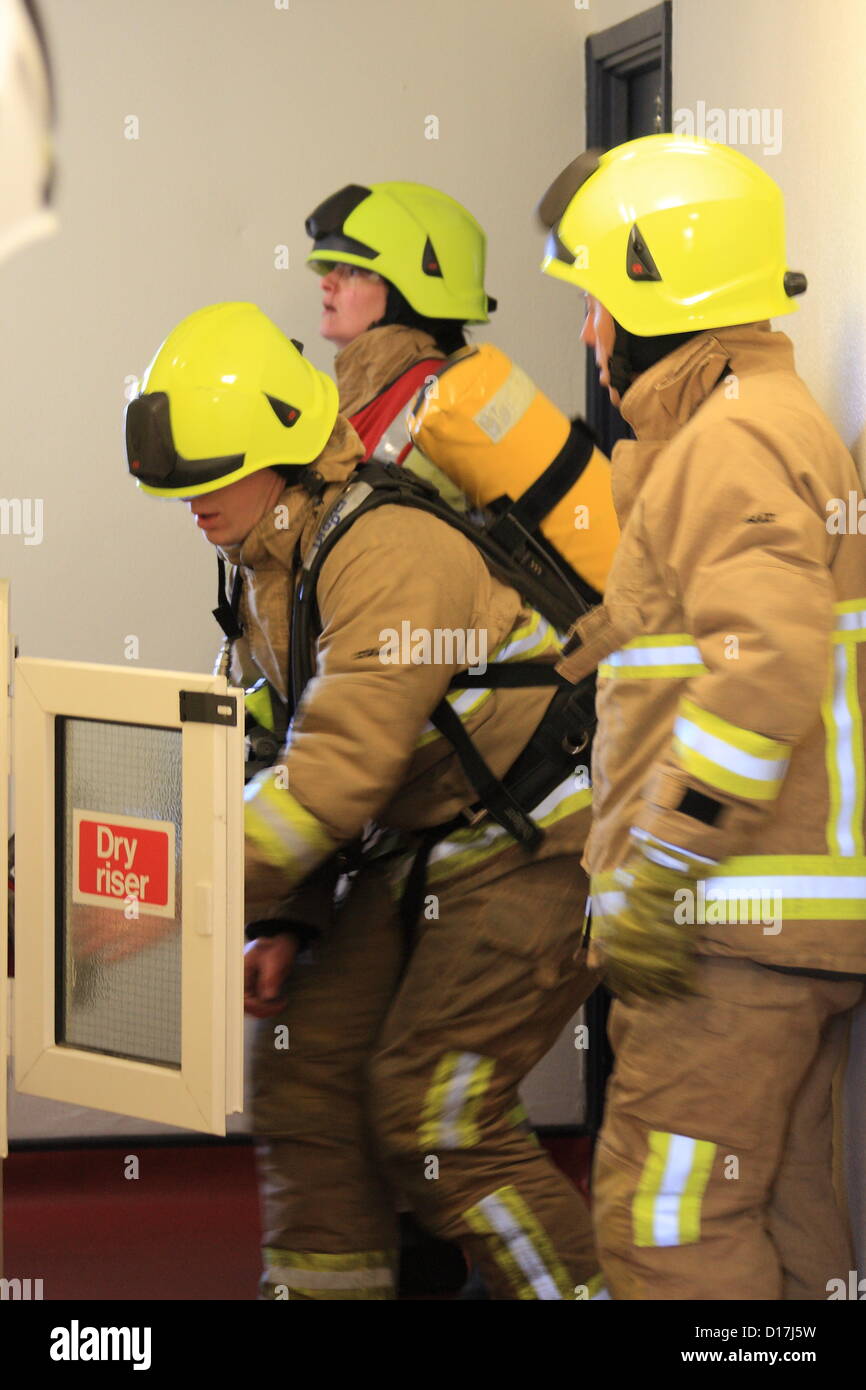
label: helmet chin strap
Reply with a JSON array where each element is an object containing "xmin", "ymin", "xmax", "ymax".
[
  {"xmin": 608, "ymin": 324, "xmax": 637, "ymax": 399},
  {"xmin": 609, "ymin": 319, "xmax": 702, "ymax": 399}
]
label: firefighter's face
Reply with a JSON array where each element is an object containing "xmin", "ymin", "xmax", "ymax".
[
  {"xmin": 186, "ymin": 469, "xmax": 287, "ymax": 547},
  {"xmin": 580, "ymin": 293, "xmax": 621, "ymax": 408},
  {"xmin": 319, "ymin": 263, "xmax": 388, "ymax": 347}
]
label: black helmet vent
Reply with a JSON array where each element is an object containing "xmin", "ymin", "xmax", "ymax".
[
  {"xmin": 266, "ymin": 394, "xmax": 301, "ymax": 427},
  {"xmin": 626, "ymin": 224, "xmax": 662, "ymax": 282},
  {"xmin": 421, "ymin": 236, "xmax": 444, "ymax": 278}
]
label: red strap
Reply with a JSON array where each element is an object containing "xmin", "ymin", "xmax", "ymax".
[{"xmin": 349, "ymin": 360, "xmax": 442, "ymax": 463}]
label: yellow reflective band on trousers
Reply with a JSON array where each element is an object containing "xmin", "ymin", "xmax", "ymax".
[
  {"xmin": 419, "ymin": 1051, "xmax": 495, "ymax": 1150},
  {"xmin": 599, "ymin": 633, "xmax": 708, "ymax": 680},
  {"xmin": 673, "ymin": 697, "xmax": 790, "ymax": 802},
  {"xmin": 261, "ymin": 1247, "xmax": 396, "ymax": 1300},
  {"xmin": 505, "ymin": 1099, "xmax": 541, "ymax": 1148},
  {"xmin": 823, "ymin": 602, "xmax": 866, "ymax": 858},
  {"xmin": 833, "ymin": 598, "xmax": 866, "ymax": 642},
  {"xmin": 415, "ymin": 609, "xmax": 563, "ymax": 749},
  {"xmin": 633, "ymin": 1132, "xmax": 716, "ymax": 1247},
  {"xmin": 584, "ymin": 1271, "xmax": 611, "ymax": 1300},
  {"xmin": 507, "ymin": 1099, "xmax": 530, "ymax": 1128},
  {"xmin": 464, "ymin": 1186, "xmax": 573, "ymax": 1299},
  {"xmin": 244, "ymin": 773, "xmax": 336, "ymax": 885}
]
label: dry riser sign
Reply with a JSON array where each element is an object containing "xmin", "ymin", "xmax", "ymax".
[{"xmin": 72, "ymin": 810, "xmax": 175, "ymax": 917}]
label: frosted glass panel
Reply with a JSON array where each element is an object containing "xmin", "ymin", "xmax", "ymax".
[{"xmin": 58, "ymin": 718, "xmax": 182, "ymax": 1067}]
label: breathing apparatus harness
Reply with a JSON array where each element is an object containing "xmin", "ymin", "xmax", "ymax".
[
  {"xmin": 214, "ymin": 447, "xmax": 599, "ymax": 928},
  {"xmin": 293, "ymin": 458, "xmax": 597, "ymax": 840}
]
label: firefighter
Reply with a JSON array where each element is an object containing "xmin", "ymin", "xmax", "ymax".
[
  {"xmin": 306, "ymin": 179, "xmax": 491, "ymax": 510},
  {"xmin": 126, "ymin": 300, "xmax": 606, "ymax": 1300},
  {"xmin": 538, "ymin": 133, "xmax": 866, "ymax": 1300},
  {"xmin": 307, "ymin": 177, "xmax": 620, "ymax": 607}
]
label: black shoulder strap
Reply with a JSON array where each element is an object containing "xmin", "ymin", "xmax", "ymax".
[
  {"xmin": 290, "ymin": 463, "xmax": 588, "ymax": 849},
  {"xmin": 450, "ymin": 662, "xmax": 566, "ymax": 689},
  {"xmin": 429, "ymin": 698, "xmax": 544, "ymax": 849},
  {"xmin": 487, "ymin": 418, "xmax": 596, "ymax": 547},
  {"xmin": 213, "ymin": 555, "xmax": 243, "ymax": 640},
  {"xmin": 291, "ymin": 462, "xmax": 587, "ymax": 702},
  {"xmin": 484, "ymin": 418, "xmax": 602, "ymax": 612}
]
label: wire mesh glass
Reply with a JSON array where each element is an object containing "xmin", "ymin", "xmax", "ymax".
[{"xmin": 57, "ymin": 718, "xmax": 183, "ymax": 1067}]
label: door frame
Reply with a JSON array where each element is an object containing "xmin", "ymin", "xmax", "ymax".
[
  {"xmin": 13, "ymin": 657, "xmax": 244, "ymax": 1135},
  {"xmin": 582, "ymin": 3, "xmax": 672, "ymax": 1128},
  {"xmin": 586, "ymin": 2, "xmax": 672, "ymax": 149},
  {"xmin": 584, "ymin": 2, "xmax": 673, "ymax": 452}
]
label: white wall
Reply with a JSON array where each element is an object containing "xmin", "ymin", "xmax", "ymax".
[
  {"xmin": 0, "ymin": 0, "xmax": 595, "ymax": 675},
  {"xmin": 674, "ymin": 0, "xmax": 866, "ymax": 479}
]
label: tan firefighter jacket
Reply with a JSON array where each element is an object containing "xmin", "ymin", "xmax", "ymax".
[
  {"xmin": 558, "ymin": 322, "xmax": 866, "ymax": 973},
  {"xmin": 220, "ymin": 414, "xmax": 590, "ymax": 929},
  {"xmin": 334, "ymin": 322, "xmax": 445, "ymax": 418}
]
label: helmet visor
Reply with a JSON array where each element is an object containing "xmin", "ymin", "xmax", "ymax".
[
  {"xmin": 125, "ymin": 392, "xmax": 243, "ymax": 492},
  {"xmin": 305, "ymin": 184, "xmax": 379, "ymax": 260},
  {"xmin": 537, "ymin": 149, "xmax": 605, "ymax": 266}
]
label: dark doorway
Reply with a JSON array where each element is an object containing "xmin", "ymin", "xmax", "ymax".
[
  {"xmin": 582, "ymin": 2, "xmax": 672, "ymax": 1142},
  {"xmin": 584, "ymin": 2, "xmax": 673, "ymax": 456}
]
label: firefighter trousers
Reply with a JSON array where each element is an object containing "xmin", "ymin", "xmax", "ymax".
[
  {"xmin": 250, "ymin": 823, "xmax": 601, "ymax": 1300},
  {"xmin": 592, "ymin": 954, "xmax": 862, "ymax": 1299}
]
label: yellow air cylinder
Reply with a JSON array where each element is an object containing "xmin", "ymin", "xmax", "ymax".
[{"xmin": 407, "ymin": 343, "xmax": 619, "ymax": 594}]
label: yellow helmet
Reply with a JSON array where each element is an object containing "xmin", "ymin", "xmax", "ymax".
[
  {"xmin": 538, "ymin": 134, "xmax": 807, "ymax": 336},
  {"xmin": 305, "ymin": 181, "xmax": 494, "ymax": 322},
  {"xmin": 125, "ymin": 302, "xmax": 338, "ymax": 498}
]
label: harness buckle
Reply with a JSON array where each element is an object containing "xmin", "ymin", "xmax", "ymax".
[{"xmin": 562, "ymin": 730, "xmax": 590, "ymax": 756}]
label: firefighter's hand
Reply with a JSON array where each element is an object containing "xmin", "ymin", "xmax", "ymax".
[
  {"xmin": 243, "ymin": 932, "xmax": 299, "ymax": 1017},
  {"xmin": 589, "ymin": 846, "xmax": 711, "ymax": 1001}
]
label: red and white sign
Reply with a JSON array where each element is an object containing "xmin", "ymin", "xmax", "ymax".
[{"xmin": 72, "ymin": 810, "xmax": 176, "ymax": 918}]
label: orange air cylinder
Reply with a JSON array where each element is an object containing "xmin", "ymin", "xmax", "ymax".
[{"xmin": 407, "ymin": 343, "xmax": 619, "ymax": 593}]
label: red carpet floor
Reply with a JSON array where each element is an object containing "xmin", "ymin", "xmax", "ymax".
[{"xmin": 2, "ymin": 1136, "xmax": 592, "ymax": 1300}]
